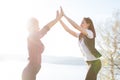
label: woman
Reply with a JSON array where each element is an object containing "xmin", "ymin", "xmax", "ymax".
[
  {"xmin": 22, "ymin": 11, "xmax": 61, "ymax": 80},
  {"xmin": 59, "ymin": 8, "xmax": 102, "ymax": 80}
]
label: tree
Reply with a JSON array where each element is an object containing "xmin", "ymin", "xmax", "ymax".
[{"xmin": 96, "ymin": 10, "xmax": 120, "ymax": 80}]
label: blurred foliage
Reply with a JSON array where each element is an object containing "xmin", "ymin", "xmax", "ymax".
[{"xmin": 96, "ymin": 10, "xmax": 120, "ymax": 80}]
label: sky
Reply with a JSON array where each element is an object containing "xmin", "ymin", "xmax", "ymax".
[{"xmin": 0, "ymin": 0, "xmax": 120, "ymax": 58}]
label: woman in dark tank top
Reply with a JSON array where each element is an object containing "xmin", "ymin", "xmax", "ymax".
[{"xmin": 59, "ymin": 7, "xmax": 102, "ymax": 80}]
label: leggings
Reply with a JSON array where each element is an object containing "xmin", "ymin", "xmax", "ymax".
[
  {"xmin": 22, "ymin": 63, "xmax": 41, "ymax": 80},
  {"xmin": 85, "ymin": 59, "xmax": 101, "ymax": 80}
]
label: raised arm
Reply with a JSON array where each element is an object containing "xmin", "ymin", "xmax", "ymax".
[
  {"xmin": 60, "ymin": 20, "xmax": 78, "ymax": 38},
  {"xmin": 44, "ymin": 11, "xmax": 61, "ymax": 29},
  {"xmin": 64, "ymin": 15, "xmax": 81, "ymax": 31},
  {"xmin": 39, "ymin": 11, "xmax": 62, "ymax": 38},
  {"xmin": 60, "ymin": 7, "xmax": 82, "ymax": 32},
  {"xmin": 60, "ymin": 7, "xmax": 89, "ymax": 36}
]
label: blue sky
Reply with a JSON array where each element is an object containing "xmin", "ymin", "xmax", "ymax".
[{"xmin": 0, "ymin": 0, "xmax": 120, "ymax": 58}]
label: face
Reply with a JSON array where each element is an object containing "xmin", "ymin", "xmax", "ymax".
[
  {"xmin": 80, "ymin": 19, "xmax": 90, "ymax": 29},
  {"xmin": 28, "ymin": 18, "xmax": 40, "ymax": 32},
  {"xmin": 31, "ymin": 18, "xmax": 39, "ymax": 29}
]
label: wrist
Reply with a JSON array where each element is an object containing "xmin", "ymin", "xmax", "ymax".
[
  {"xmin": 64, "ymin": 15, "xmax": 68, "ymax": 19},
  {"xmin": 64, "ymin": 14, "xmax": 66, "ymax": 17},
  {"xmin": 55, "ymin": 18, "xmax": 58, "ymax": 22}
]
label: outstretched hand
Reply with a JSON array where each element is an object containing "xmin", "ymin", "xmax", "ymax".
[
  {"xmin": 60, "ymin": 7, "xmax": 65, "ymax": 16},
  {"xmin": 56, "ymin": 7, "xmax": 66, "ymax": 21},
  {"xmin": 55, "ymin": 10, "xmax": 62, "ymax": 21}
]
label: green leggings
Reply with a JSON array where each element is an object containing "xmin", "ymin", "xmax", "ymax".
[{"xmin": 85, "ymin": 59, "xmax": 102, "ymax": 80}]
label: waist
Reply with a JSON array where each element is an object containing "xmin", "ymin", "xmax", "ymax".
[
  {"xmin": 86, "ymin": 59, "xmax": 101, "ymax": 64},
  {"xmin": 28, "ymin": 57, "xmax": 41, "ymax": 64},
  {"xmin": 29, "ymin": 60, "xmax": 41, "ymax": 66}
]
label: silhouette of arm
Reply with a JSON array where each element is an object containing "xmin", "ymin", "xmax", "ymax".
[
  {"xmin": 39, "ymin": 19, "xmax": 57, "ymax": 37},
  {"xmin": 39, "ymin": 11, "xmax": 62, "ymax": 38},
  {"xmin": 60, "ymin": 20, "xmax": 78, "ymax": 38}
]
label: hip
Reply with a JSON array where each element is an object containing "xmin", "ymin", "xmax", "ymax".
[
  {"xmin": 22, "ymin": 63, "xmax": 41, "ymax": 76},
  {"xmin": 86, "ymin": 59, "xmax": 101, "ymax": 66}
]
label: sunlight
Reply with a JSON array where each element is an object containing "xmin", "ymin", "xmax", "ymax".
[
  {"xmin": 0, "ymin": 0, "xmax": 120, "ymax": 80},
  {"xmin": 0, "ymin": 0, "xmax": 31, "ymax": 55},
  {"xmin": 0, "ymin": 0, "xmax": 83, "ymax": 58}
]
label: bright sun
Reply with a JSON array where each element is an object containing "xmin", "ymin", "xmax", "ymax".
[{"xmin": 0, "ymin": 0, "xmax": 82, "ymax": 59}]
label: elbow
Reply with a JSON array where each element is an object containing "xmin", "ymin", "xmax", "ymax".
[{"xmin": 86, "ymin": 34, "xmax": 94, "ymax": 39}]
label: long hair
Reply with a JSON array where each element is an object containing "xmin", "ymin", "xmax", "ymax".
[{"xmin": 79, "ymin": 17, "xmax": 96, "ymax": 40}]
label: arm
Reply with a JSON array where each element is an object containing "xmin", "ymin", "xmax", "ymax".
[
  {"xmin": 39, "ymin": 11, "xmax": 62, "ymax": 38},
  {"xmin": 60, "ymin": 7, "xmax": 88, "ymax": 36},
  {"xmin": 60, "ymin": 7, "xmax": 82, "ymax": 31},
  {"xmin": 64, "ymin": 16, "xmax": 88, "ymax": 36},
  {"xmin": 60, "ymin": 20, "xmax": 78, "ymax": 38},
  {"xmin": 64, "ymin": 15, "xmax": 82, "ymax": 31},
  {"xmin": 39, "ymin": 19, "xmax": 57, "ymax": 34}
]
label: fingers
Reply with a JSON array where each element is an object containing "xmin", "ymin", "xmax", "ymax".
[
  {"xmin": 56, "ymin": 10, "xmax": 60, "ymax": 18},
  {"xmin": 60, "ymin": 7, "xmax": 64, "ymax": 16},
  {"xmin": 56, "ymin": 10, "xmax": 61, "ymax": 21},
  {"xmin": 55, "ymin": 7, "xmax": 64, "ymax": 20},
  {"xmin": 56, "ymin": 10, "xmax": 59, "ymax": 16}
]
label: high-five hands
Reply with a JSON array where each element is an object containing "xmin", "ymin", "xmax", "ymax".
[
  {"xmin": 55, "ymin": 7, "xmax": 65, "ymax": 21},
  {"xmin": 60, "ymin": 7, "xmax": 65, "ymax": 17},
  {"xmin": 56, "ymin": 9, "xmax": 63, "ymax": 21}
]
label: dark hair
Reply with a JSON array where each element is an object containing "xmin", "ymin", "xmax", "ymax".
[{"xmin": 79, "ymin": 17, "xmax": 96, "ymax": 40}]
